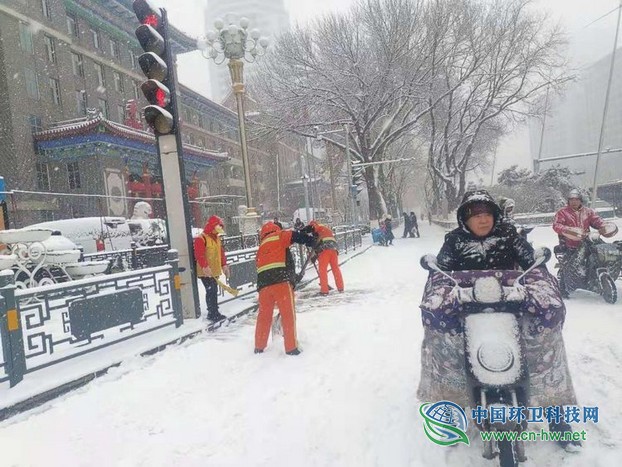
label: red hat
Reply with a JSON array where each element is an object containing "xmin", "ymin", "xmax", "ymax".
[
  {"xmin": 203, "ymin": 215, "xmax": 223, "ymax": 234},
  {"xmin": 464, "ymin": 202, "xmax": 494, "ymax": 221}
]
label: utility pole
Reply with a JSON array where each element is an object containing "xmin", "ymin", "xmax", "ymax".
[
  {"xmin": 534, "ymin": 84, "xmax": 550, "ymax": 175},
  {"xmin": 327, "ymin": 150, "xmax": 337, "ymax": 216},
  {"xmin": 343, "ymin": 123, "xmax": 357, "ymax": 224},
  {"xmin": 276, "ymin": 150, "xmax": 281, "ymax": 214},
  {"xmin": 591, "ymin": 0, "xmax": 622, "ymax": 207}
]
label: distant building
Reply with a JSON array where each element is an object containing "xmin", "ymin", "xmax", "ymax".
[
  {"xmin": 530, "ymin": 48, "xmax": 622, "ymax": 187},
  {"xmin": 205, "ymin": 0, "xmax": 290, "ymax": 102}
]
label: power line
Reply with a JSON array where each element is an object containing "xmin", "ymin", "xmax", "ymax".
[{"xmin": 583, "ymin": 4, "xmax": 621, "ymax": 29}]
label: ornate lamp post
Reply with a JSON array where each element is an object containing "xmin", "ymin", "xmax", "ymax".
[{"xmin": 198, "ymin": 18, "xmax": 269, "ymax": 220}]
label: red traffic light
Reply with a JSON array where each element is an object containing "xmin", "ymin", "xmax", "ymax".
[
  {"xmin": 133, "ymin": 0, "xmax": 161, "ymax": 29},
  {"xmin": 141, "ymin": 80, "xmax": 170, "ymax": 107},
  {"xmin": 143, "ymin": 13, "xmax": 159, "ymax": 28}
]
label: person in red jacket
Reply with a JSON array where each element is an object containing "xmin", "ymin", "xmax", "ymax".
[
  {"xmin": 254, "ymin": 221, "xmax": 316, "ymax": 355},
  {"xmin": 305, "ymin": 220, "xmax": 344, "ymax": 295},
  {"xmin": 193, "ymin": 215, "xmax": 229, "ymax": 322},
  {"xmin": 552, "ymin": 189, "xmax": 613, "ymax": 250}
]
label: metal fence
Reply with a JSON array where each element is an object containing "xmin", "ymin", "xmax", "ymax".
[
  {"xmin": 81, "ymin": 229, "xmax": 363, "ymax": 296},
  {"xmin": 0, "ymin": 251, "xmax": 183, "ymax": 388}
]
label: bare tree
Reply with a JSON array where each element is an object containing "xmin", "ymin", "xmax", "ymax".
[
  {"xmin": 252, "ymin": 0, "xmax": 569, "ymax": 218},
  {"xmin": 423, "ymin": 0, "xmax": 569, "ymax": 210}
]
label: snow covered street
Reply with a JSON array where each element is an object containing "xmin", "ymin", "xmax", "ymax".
[{"xmin": 0, "ymin": 223, "xmax": 621, "ymax": 467}]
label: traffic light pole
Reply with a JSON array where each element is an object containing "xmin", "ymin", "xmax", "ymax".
[{"xmin": 157, "ymin": 11, "xmax": 200, "ymax": 319}]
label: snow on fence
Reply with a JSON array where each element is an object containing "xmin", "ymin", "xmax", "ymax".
[
  {"xmin": 0, "ymin": 229, "xmax": 363, "ymax": 390},
  {"xmin": 0, "ymin": 251, "xmax": 183, "ymax": 388}
]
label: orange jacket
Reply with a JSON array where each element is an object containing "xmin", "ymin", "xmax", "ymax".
[{"xmin": 310, "ymin": 222, "xmax": 338, "ymax": 253}]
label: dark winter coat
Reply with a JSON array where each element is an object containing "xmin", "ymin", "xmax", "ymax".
[
  {"xmin": 436, "ymin": 190, "xmax": 535, "ymax": 271},
  {"xmin": 384, "ymin": 218, "xmax": 394, "ymax": 241}
]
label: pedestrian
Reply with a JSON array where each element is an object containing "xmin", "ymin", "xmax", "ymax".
[
  {"xmin": 303, "ymin": 220, "xmax": 345, "ymax": 294},
  {"xmin": 427, "ymin": 210, "xmax": 432, "ymax": 225},
  {"xmin": 409, "ymin": 211, "xmax": 420, "ymax": 238},
  {"xmin": 402, "ymin": 212, "xmax": 412, "ymax": 238},
  {"xmin": 384, "ymin": 215, "xmax": 394, "ymax": 245},
  {"xmin": 254, "ymin": 221, "xmax": 316, "ymax": 355},
  {"xmin": 193, "ymin": 215, "xmax": 229, "ymax": 322},
  {"xmin": 294, "ymin": 217, "xmax": 305, "ymax": 230}
]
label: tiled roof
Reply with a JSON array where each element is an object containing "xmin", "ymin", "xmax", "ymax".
[{"xmin": 33, "ymin": 116, "xmax": 229, "ymax": 162}]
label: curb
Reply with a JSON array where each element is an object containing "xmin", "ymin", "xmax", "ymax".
[{"xmin": 0, "ymin": 244, "xmax": 373, "ymax": 422}]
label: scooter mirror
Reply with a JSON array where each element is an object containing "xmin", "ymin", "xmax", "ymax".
[
  {"xmin": 533, "ymin": 247, "xmax": 551, "ymax": 265},
  {"xmin": 420, "ymin": 254, "xmax": 438, "ymax": 271},
  {"xmin": 600, "ymin": 222, "xmax": 619, "ymax": 238}
]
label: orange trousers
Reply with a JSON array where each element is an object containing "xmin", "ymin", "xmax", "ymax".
[
  {"xmin": 318, "ymin": 249, "xmax": 344, "ymax": 294},
  {"xmin": 255, "ymin": 282, "xmax": 298, "ymax": 352}
]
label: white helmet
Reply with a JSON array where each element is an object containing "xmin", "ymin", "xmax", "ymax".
[{"xmin": 568, "ymin": 189, "xmax": 583, "ymax": 201}]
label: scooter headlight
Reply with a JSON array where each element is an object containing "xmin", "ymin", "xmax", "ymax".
[{"xmin": 477, "ymin": 342, "xmax": 515, "ymax": 372}]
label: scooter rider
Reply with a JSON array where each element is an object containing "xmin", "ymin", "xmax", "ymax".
[
  {"xmin": 552, "ymin": 189, "xmax": 614, "ymax": 251},
  {"xmin": 553, "ymin": 189, "xmax": 618, "ymax": 297},
  {"xmin": 419, "ymin": 190, "xmax": 581, "ymax": 451}
]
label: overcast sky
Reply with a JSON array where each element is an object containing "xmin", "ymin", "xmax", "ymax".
[{"xmin": 151, "ymin": 0, "xmax": 621, "ymax": 173}]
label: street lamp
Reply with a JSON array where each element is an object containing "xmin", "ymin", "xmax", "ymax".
[{"xmin": 198, "ymin": 17, "xmax": 269, "ymax": 216}]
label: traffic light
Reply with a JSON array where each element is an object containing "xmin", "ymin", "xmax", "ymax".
[{"xmin": 133, "ymin": 0, "xmax": 176, "ymax": 135}]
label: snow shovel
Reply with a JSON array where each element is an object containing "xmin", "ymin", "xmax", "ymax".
[{"xmin": 216, "ymin": 278, "xmax": 239, "ymax": 297}]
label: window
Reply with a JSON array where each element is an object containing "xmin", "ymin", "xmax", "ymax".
[
  {"xmin": 98, "ymin": 98, "xmax": 108, "ymax": 119},
  {"xmin": 28, "ymin": 115, "xmax": 43, "ymax": 133},
  {"xmin": 189, "ymin": 133, "xmax": 195, "ymax": 145},
  {"xmin": 36, "ymin": 163, "xmax": 50, "ymax": 191},
  {"xmin": 129, "ymin": 50, "xmax": 137, "ymax": 69},
  {"xmin": 41, "ymin": 0, "xmax": 51, "ymax": 19},
  {"xmin": 71, "ymin": 52, "xmax": 84, "ymax": 78},
  {"xmin": 66, "ymin": 14, "xmax": 78, "ymax": 37},
  {"xmin": 49, "ymin": 78, "xmax": 61, "ymax": 105},
  {"xmin": 67, "ymin": 162, "xmax": 81, "ymax": 189},
  {"xmin": 118, "ymin": 104, "xmax": 126, "ymax": 122},
  {"xmin": 132, "ymin": 81, "xmax": 140, "ymax": 100},
  {"xmin": 76, "ymin": 90, "xmax": 87, "ymax": 115},
  {"xmin": 44, "ymin": 35, "xmax": 56, "ymax": 63},
  {"xmin": 19, "ymin": 23, "xmax": 33, "ymax": 53},
  {"xmin": 110, "ymin": 40, "xmax": 120, "ymax": 59},
  {"xmin": 24, "ymin": 68, "xmax": 39, "ymax": 99},
  {"xmin": 197, "ymin": 136, "xmax": 205, "ymax": 148},
  {"xmin": 91, "ymin": 28, "xmax": 100, "ymax": 49},
  {"xmin": 113, "ymin": 71, "xmax": 124, "ymax": 92},
  {"xmin": 94, "ymin": 63, "xmax": 105, "ymax": 87},
  {"xmin": 198, "ymin": 114, "xmax": 204, "ymax": 128}
]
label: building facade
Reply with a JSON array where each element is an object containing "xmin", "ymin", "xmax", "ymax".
[
  {"xmin": 530, "ymin": 48, "xmax": 622, "ymax": 187},
  {"xmin": 0, "ymin": 0, "xmax": 261, "ymax": 231}
]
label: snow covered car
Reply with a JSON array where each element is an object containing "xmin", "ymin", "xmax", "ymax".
[{"xmin": 22, "ymin": 217, "xmax": 133, "ymax": 254}]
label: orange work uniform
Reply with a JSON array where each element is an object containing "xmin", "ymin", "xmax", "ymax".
[
  {"xmin": 311, "ymin": 222, "xmax": 344, "ymax": 294},
  {"xmin": 255, "ymin": 222, "xmax": 315, "ymax": 353}
]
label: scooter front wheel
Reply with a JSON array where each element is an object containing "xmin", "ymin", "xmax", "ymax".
[
  {"xmin": 497, "ymin": 439, "xmax": 519, "ymax": 467},
  {"xmin": 599, "ymin": 273, "xmax": 617, "ymax": 304}
]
